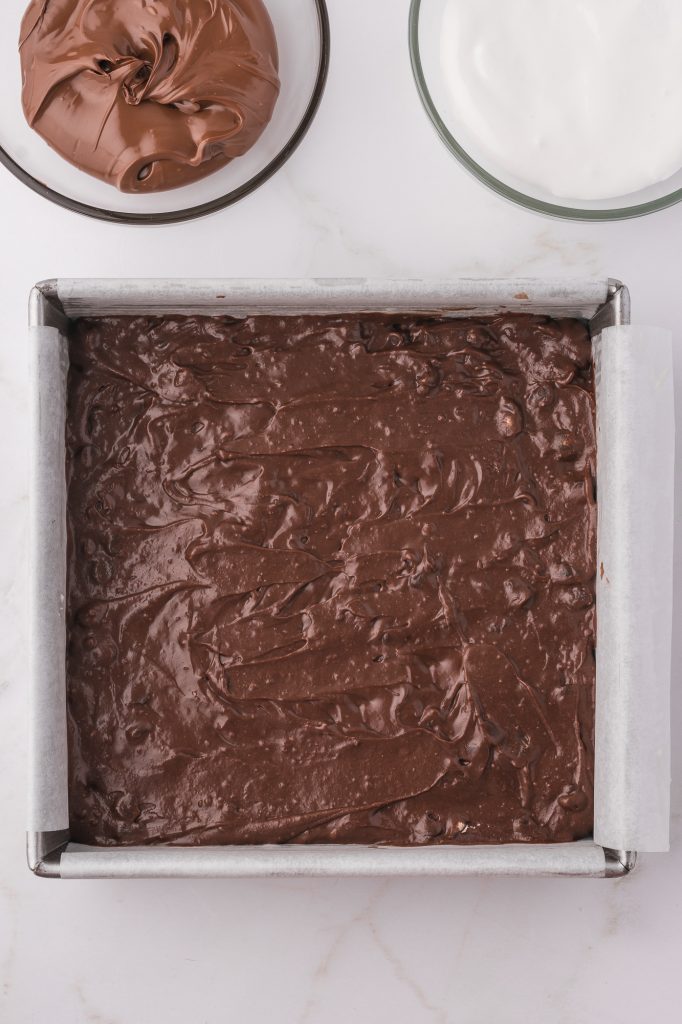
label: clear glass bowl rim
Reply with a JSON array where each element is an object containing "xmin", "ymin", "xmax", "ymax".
[
  {"xmin": 408, "ymin": 0, "xmax": 682, "ymax": 222},
  {"xmin": 0, "ymin": 0, "xmax": 330, "ymax": 225}
]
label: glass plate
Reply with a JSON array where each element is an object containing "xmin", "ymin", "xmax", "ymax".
[
  {"xmin": 0, "ymin": 0, "xmax": 329, "ymax": 224},
  {"xmin": 409, "ymin": 0, "xmax": 682, "ymax": 221}
]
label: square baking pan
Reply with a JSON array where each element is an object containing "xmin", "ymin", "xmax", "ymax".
[{"xmin": 27, "ymin": 277, "xmax": 672, "ymax": 879}]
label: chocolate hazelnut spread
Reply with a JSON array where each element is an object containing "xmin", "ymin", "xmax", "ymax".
[
  {"xmin": 19, "ymin": 0, "xmax": 280, "ymax": 192},
  {"xmin": 66, "ymin": 313, "xmax": 596, "ymax": 846}
]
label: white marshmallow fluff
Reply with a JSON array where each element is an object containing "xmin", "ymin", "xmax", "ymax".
[{"xmin": 440, "ymin": 0, "xmax": 682, "ymax": 200}]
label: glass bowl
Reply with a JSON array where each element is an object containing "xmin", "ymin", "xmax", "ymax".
[
  {"xmin": 409, "ymin": 0, "xmax": 682, "ymax": 221},
  {"xmin": 0, "ymin": 0, "xmax": 329, "ymax": 224}
]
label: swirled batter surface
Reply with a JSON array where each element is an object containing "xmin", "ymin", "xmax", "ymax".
[
  {"xmin": 20, "ymin": 0, "xmax": 280, "ymax": 192},
  {"xmin": 66, "ymin": 313, "xmax": 596, "ymax": 846}
]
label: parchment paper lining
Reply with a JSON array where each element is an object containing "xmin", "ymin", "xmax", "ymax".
[
  {"xmin": 594, "ymin": 326, "xmax": 673, "ymax": 852},
  {"xmin": 28, "ymin": 325, "xmax": 69, "ymax": 832}
]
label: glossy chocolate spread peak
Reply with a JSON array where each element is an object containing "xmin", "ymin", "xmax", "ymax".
[
  {"xmin": 66, "ymin": 314, "xmax": 596, "ymax": 847},
  {"xmin": 19, "ymin": 0, "xmax": 280, "ymax": 192}
]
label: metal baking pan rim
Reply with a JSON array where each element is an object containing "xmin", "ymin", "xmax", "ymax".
[{"xmin": 27, "ymin": 835, "xmax": 632, "ymax": 879}]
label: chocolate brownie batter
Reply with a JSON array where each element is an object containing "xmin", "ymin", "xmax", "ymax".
[
  {"xmin": 19, "ymin": 0, "xmax": 280, "ymax": 192},
  {"xmin": 66, "ymin": 313, "xmax": 596, "ymax": 846}
]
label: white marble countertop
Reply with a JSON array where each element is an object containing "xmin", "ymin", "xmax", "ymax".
[{"xmin": 1, "ymin": 2, "xmax": 680, "ymax": 1020}]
